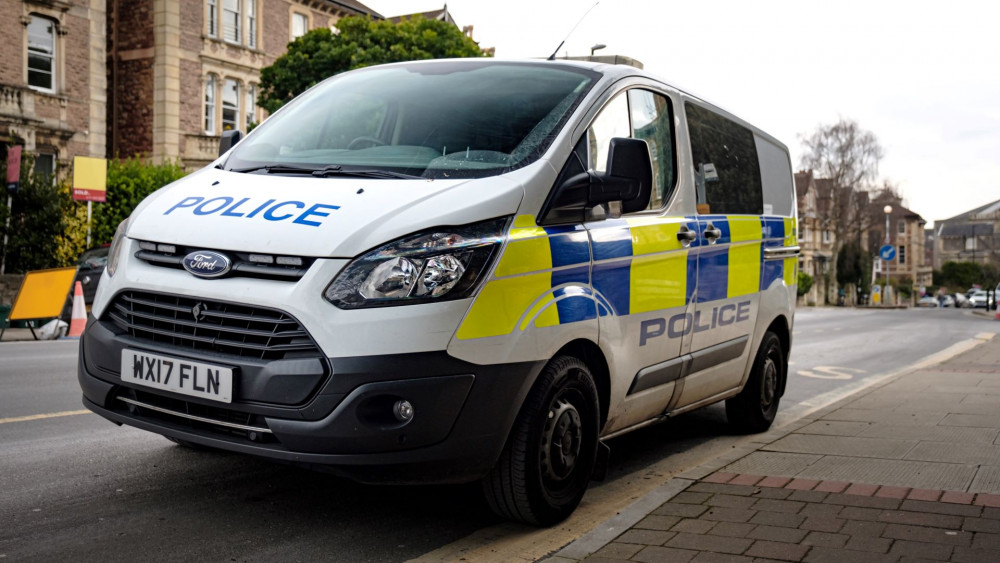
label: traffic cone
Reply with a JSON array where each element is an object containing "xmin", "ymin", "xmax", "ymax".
[{"xmin": 67, "ymin": 281, "xmax": 87, "ymax": 338}]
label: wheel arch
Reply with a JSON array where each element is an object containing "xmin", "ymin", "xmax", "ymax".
[{"xmin": 553, "ymin": 339, "xmax": 611, "ymax": 429}]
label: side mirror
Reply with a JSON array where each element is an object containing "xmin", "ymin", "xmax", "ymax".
[
  {"xmin": 218, "ymin": 129, "xmax": 243, "ymax": 156},
  {"xmin": 591, "ymin": 137, "xmax": 653, "ymax": 214},
  {"xmin": 539, "ymin": 137, "xmax": 653, "ymax": 225}
]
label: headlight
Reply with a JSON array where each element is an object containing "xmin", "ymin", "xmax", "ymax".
[
  {"xmin": 105, "ymin": 217, "xmax": 130, "ymax": 277},
  {"xmin": 324, "ymin": 217, "xmax": 509, "ymax": 309}
]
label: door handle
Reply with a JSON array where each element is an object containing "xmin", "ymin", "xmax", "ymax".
[
  {"xmin": 703, "ymin": 223, "xmax": 722, "ymax": 243},
  {"xmin": 676, "ymin": 225, "xmax": 697, "ymax": 245}
]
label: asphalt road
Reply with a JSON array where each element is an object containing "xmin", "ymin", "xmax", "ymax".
[{"xmin": 0, "ymin": 307, "xmax": 995, "ymax": 562}]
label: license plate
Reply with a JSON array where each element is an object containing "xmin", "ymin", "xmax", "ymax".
[{"xmin": 121, "ymin": 350, "xmax": 233, "ymax": 404}]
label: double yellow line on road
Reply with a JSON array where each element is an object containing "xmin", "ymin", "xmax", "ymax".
[{"xmin": 0, "ymin": 410, "xmax": 91, "ymax": 425}]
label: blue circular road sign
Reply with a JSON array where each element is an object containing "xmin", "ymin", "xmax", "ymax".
[{"xmin": 880, "ymin": 244, "xmax": 896, "ymax": 261}]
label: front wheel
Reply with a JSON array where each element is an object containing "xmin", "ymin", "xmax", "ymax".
[
  {"xmin": 482, "ymin": 355, "xmax": 600, "ymax": 526},
  {"xmin": 726, "ymin": 331, "xmax": 784, "ymax": 434}
]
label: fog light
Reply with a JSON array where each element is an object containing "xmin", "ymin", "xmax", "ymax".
[{"xmin": 393, "ymin": 400, "xmax": 414, "ymax": 422}]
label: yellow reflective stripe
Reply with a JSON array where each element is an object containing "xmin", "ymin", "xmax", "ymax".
[
  {"xmin": 457, "ymin": 273, "xmax": 554, "ymax": 339},
  {"xmin": 784, "ymin": 217, "xmax": 798, "ymax": 285},
  {"xmin": 784, "ymin": 256, "xmax": 798, "ymax": 286},
  {"xmin": 513, "ymin": 214, "xmax": 536, "ymax": 228},
  {"xmin": 519, "ymin": 293, "xmax": 559, "ymax": 331},
  {"xmin": 494, "ymin": 236, "xmax": 552, "ymax": 277},
  {"xmin": 625, "ymin": 217, "xmax": 684, "ymax": 256},
  {"xmin": 784, "ymin": 217, "xmax": 797, "ymax": 246},
  {"xmin": 728, "ymin": 216, "xmax": 762, "ymax": 242},
  {"xmin": 630, "ymin": 252, "xmax": 688, "ymax": 314},
  {"xmin": 728, "ymin": 216, "xmax": 762, "ymax": 298}
]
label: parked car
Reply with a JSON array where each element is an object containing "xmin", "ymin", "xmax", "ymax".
[
  {"xmin": 917, "ymin": 296, "xmax": 940, "ymax": 308},
  {"xmin": 968, "ymin": 290, "xmax": 989, "ymax": 308},
  {"xmin": 954, "ymin": 292, "xmax": 969, "ymax": 307},
  {"xmin": 938, "ymin": 294, "xmax": 955, "ymax": 308},
  {"xmin": 75, "ymin": 245, "xmax": 110, "ymax": 304}
]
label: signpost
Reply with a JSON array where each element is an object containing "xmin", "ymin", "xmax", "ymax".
[
  {"xmin": 2, "ymin": 145, "xmax": 22, "ymax": 275},
  {"xmin": 72, "ymin": 156, "xmax": 108, "ymax": 247}
]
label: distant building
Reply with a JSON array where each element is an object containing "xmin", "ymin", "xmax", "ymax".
[
  {"xmin": 932, "ymin": 199, "xmax": 1000, "ymax": 269},
  {"xmin": 387, "ymin": 4, "xmax": 494, "ymax": 56},
  {"xmin": 864, "ymin": 200, "xmax": 933, "ymax": 290},
  {"xmin": 794, "ymin": 170, "xmax": 836, "ymax": 304},
  {"xmin": 0, "ymin": 0, "xmax": 108, "ymax": 179},
  {"xmin": 107, "ymin": 0, "xmax": 381, "ymax": 169}
]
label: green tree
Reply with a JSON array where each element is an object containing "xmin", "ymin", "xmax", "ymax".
[
  {"xmin": 797, "ymin": 271, "xmax": 814, "ymax": 297},
  {"xmin": 259, "ymin": 15, "xmax": 488, "ymax": 114},
  {"xmin": 89, "ymin": 157, "xmax": 186, "ymax": 246},
  {"xmin": 935, "ymin": 261, "xmax": 983, "ymax": 291},
  {"xmin": 0, "ymin": 154, "xmax": 66, "ymax": 273}
]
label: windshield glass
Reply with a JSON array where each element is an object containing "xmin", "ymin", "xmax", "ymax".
[{"xmin": 225, "ymin": 61, "xmax": 597, "ymax": 179}]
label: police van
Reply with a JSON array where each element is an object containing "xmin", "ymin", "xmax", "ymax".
[{"xmin": 79, "ymin": 59, "xmax": 799, "ymax": 525}]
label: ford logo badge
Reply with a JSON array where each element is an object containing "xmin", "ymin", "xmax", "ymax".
[{"xmin": 182, "ymin": 250, "xmax": 232, "ymax": 279}]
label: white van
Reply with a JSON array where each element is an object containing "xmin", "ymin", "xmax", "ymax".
[{"xmin": 79, "ymin": 59, "xmax": 799, "ymax": 525}]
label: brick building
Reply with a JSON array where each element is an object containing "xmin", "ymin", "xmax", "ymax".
[
  {"xmin": 0, "ymin": 0, "xmax": 108, "ymax": 179},
  {"xmin": 107, "ymin": 0, "xmax": 381, "ymax": 169}
]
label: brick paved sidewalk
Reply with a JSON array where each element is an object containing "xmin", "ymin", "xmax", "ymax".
[
  {"xmin": 561, "ymin": 476, "xmax": 1000, "ymax": 562},
  {"xmin": 549, "ymin": 332, "xmax": 1000, "ymax": 562}
]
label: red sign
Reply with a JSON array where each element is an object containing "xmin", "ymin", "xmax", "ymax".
[{"xmin": 6, "ymin": 145, "xmax": 21, "ymax": 194}]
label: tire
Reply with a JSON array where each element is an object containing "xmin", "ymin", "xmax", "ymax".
[
  {"xmin": 482, "ymin": 355, "xmax": 600, "ymax": 526},
  {"xmin": 726, "ymin": 331, "xmax": 784, "ymax": 434}
]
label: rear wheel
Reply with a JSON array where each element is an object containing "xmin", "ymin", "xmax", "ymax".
[
  {"xmin": 726, "ymin": 331, "xmax": 784, "ymax": 434},
  {"xmin": 482, "ymin": 355, "xmax": 600, "ymax": 526}
]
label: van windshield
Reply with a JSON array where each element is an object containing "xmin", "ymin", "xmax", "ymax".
[{"xmin": 225, "ymin": 61, "xmax": 597, "ymax": 179}]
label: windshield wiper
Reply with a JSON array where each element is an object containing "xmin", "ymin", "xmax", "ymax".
[
  {"xmin": 311, "ymin": 168, "xmax": 424, "ymax": 180},
  {"xmin": 228, "ymin": 164, "xmax": 421, "ymax": 179},
  {"xmin": 229, "ymin": 164, "xmax": 318, "ymax": 175}
]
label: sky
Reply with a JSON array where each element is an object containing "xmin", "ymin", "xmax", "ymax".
[{"xmin": 364, "ymin": 0, "xmax": 1000, "ymax": 226}]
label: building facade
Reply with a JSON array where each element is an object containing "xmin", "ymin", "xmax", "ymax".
[
  {"xmin": 865, "ymin": 202, "xmax": 933, "ymax": 291},
  {"xmin": 0, "ymin": 0, "xmax": 107, "ymax": 179},
  {"xmin": 107, "ymin": 0, "xmax": 380, "ymax": 169},
  {"xmin": 794, "ymin": 170, "xmax": 836, "ymax": 304},
  {"xmin": 933, "ymin": 199, "xmax": 1000, "ymax": 270}
]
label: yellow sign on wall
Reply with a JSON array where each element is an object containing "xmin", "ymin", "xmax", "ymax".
[
  {"xmin": 9, "ymin": 267, "xmax": 78, "ymax": 320},
  {"xmin": 73, "ymin": 156, "xmax": 107, "ymax": 202}
]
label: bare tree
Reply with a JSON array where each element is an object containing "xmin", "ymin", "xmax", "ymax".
[{"xmin": 800, "ymin": 118, "xmax": 885, "ymax": 289}]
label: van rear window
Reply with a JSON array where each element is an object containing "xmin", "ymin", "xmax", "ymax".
[
  {"xmin": 686, "ymin": 103, "xmax": 763, "ymax": 215},
  {"xmin": 226, "ymin": 61, "xmax": 598, "ymax": 180}
]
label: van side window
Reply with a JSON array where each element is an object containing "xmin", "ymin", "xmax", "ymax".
[
  {"xmin": 587, "ymin": 93, "xmax": 629, "ymax": 173},
  {"xmin": 628, "ymin": 90, "xmax": 675, "ymax": 210},
  {"xmin": 686, "ymin": 103, "xmax": 763, "ymax": 215},
  {"xmin": 586, "ymin": 89, "xmax": 676, "ymax": 211}
]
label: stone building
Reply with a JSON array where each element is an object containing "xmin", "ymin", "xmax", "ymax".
[
  {"xmin": 794, "ymin": 170, "xmax": 836, "ymax": 304},
  {"xmin": 0, "ymin": 0, "xmax": 108, "ymax": 179},
  {"xmin": 107, "ymin": 0, "xmax": 381, "ymax": 169},
  {"xmin": 932, "ymin": 199, "xmax": 1000, "ymax": 270},
  {"xmin": 865, "ymin": 201, "xmax": 933, "ymax": 290}
]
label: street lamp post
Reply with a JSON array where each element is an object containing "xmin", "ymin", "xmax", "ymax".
[
  {"xmin": 590, "ymin": 43, "xmax": 606, "ymax": 56},
  {"xmin": 884, "ymin": 205, "xmax": 892, "ymax": 304}
]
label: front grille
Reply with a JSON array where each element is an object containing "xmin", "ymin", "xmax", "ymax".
[
  {"xmin": 135, "ymin": 241, "xmax": 314, "ymax": 281},
  {"xmin": 116, "ymin": 388, "xmax": 276, "ymax": 443},
  {"xmin": 105, "ymin": 290, "xmax": 321, "ymax": 361}
]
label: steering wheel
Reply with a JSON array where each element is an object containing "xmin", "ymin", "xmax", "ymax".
[{"xmin": 347, "ymin": 136, "xmax": 385, "ymax": 150}]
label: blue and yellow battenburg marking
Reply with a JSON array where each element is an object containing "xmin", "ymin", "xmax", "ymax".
[{"xmin": 456, "ymin": 214, "xmax": 798, "ymax": 340}]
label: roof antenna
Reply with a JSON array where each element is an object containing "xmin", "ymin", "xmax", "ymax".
[{"xmin": 546, "ymin": 1, "xmax": 600, "ymax": 61}]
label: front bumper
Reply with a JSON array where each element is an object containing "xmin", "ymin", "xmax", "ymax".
[{"xmin": 79, "ymin": 317, "xmax": 545, "ymax": 484}]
